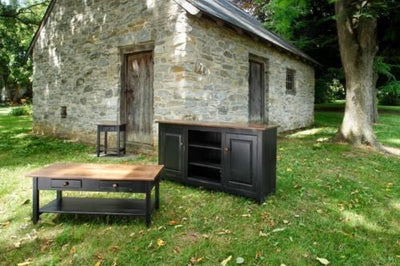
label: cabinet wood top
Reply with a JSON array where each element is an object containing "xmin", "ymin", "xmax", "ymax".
[
  {"xmin": 156, "ymin": 120, "xmax": 279, "ymax": 130},
  {"xmin": 26, "ymin": 163, "xmax": 163, "ymax": 181}
]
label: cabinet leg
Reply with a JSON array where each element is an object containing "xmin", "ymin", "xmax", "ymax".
[{"xmin": 32, "ymin": 178, "xmax": 39, "ymax": 224}]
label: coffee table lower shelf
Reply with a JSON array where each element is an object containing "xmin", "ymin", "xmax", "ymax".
[{"xmin": 40, "ymin": 197, "xmax": 155, "ymax": 217}]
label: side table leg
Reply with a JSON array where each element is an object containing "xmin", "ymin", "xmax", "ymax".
[
  {"xmin": 96, "ymin": 126, "xmax": 100, "ymax": 157},
  {"xmin": 123, "ymin": 126, "xmax": 127, "ymax": 155},
  {"xmin": 155, "ymin": 178, "xmax": 160, "ymax": 210},
  {"xmin": 104, "ymin": 131, "xmax": 108, "ymax": 154},
  {"xmin": 145, "ymin": 185, "xmax": 151, "ymax": 227},
  {"xmin": 32, "ymin": 178, "xmax": 39, "ymax": 224},
  {"xmin": 117, "ymin": 127, "xmax": 121, "ymax": 156}
]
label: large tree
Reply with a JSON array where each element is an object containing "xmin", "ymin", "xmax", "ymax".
[
  {"xmin": 0, "ymin": 0, "xmax": 48, "ymax": 103},
  {"xmin": 334, "ymin": 0, "xmax": 399, "ymax": 148}
]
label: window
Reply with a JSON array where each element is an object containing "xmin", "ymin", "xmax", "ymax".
[{"xmin": 286, "ymin": 68, "xmax": 295, "ymax": 93}]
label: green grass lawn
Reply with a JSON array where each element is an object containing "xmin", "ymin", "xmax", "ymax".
[{"xmin": 1, "ymin": 107, "xmax": 400, "ymax": 265}]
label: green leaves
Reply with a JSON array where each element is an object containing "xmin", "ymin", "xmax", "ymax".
[{"xmin": 0, "ymin": 0, "xmax": 49, "ymax": 101}]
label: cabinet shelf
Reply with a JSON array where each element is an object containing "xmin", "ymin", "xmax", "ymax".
[
  {"xmin": 188, "ymin": 143, "xmax": 221, "ymax": 151},
  {"xmin": 189, "ymin": 161, "xmax": 221, "ymax": 170}
]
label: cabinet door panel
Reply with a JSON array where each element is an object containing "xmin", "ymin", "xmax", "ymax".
[
  {"xmin": 225, "ymin": 134, "xmax": 257, "ymax": 191},
  {"xmin": 159, "ymin": 126, "xmax": 184, "ymax": 181}
]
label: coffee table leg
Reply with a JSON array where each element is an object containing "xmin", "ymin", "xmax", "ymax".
[
  {"xmin": 56, "ymin": 190, "xmax": 62, "ymax": 208},
  {"xmin": 145, "ymin": 186, "xmax": 151, "ymax": 227},
  {"xmin": 32, "ymin": 178, "xmax": 39, "ymax": 224},
  {"xmin": 155, "ymin": 179, "xmax": 160, "ymax": 210}
]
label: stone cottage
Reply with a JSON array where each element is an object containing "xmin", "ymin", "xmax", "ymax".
[{"xmin": 29, "ymin": 0, "xmax": 317, "ymax": 151}]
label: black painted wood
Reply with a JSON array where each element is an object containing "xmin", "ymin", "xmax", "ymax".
[
  {"xmin": 39, "ymin": 197, "xmax": 154, "ymax": 216},
  {"xmin": 158, "ymin": 125, "xmax": 185, "ymax": 182},
  {"xmin": 157, "ymin": 121, "xmax": 277, "ymax": 203}
]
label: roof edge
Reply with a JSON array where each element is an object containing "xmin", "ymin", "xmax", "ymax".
[
  {"xmin": 27, "ymin": 0, "xmax": 57, "ymax": 56},
  {"xmin": 173, "ymin": 0, "xmax": 201, "ymax": 16}
]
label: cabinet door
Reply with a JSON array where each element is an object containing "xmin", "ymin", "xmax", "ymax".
[
  {"xmin": 159, "ymin": 126, "xmax": 185, "ymax": 181},
  {"xmin": 224, "ymin": 134, "xmax": 257, "ymax": 192}
]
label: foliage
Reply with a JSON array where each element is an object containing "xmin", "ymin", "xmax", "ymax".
[
  {"xmin": 8, "ymin": 104, "xmax": 32, "ymax": 116},
  {"xmin": 0, "ymin": 0, "xmax": 49, "ymax": 102},
  {"xmin": 1, "ymin": 108, "xmax": 400, "ymax": 265},
  {"xmin": 378, "ymin": 81, "xmax": 400, "ymax": 105}
]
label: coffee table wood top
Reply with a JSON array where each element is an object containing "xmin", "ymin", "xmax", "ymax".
[{"xmin": 26, "ymin": 163, "xmax": 163, "ymax": 181}]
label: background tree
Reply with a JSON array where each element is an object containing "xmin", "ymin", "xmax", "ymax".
[{"xmin": 0, "ymin": 0, "xmax": 48, "ymax": 103}]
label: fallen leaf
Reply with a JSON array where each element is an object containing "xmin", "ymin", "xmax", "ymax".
[
  {"xmin": 94, "ymin": 260, "xmax": 102, "ymax": 266},
  {"xmin": 241, "ymin": 214, "xmax": 251, "ymax": 218},
  {"xmin": 259, "ymin": 231, "xmax": 268, "ymax": 237},
  {"xmin": 283, "ymin": 220, "xmax": 289, "ymax": 224},
  {"xmin": 286, "ymin": 168, "xmax": 293, "ymax": 172},
  {"xmin": 190, "ymin": 257, "xmax": 204, "ymax": 264},
  {"xmin": 255, "ymin": 250, "xmax": 263, "ymax": 259},
  {"xmin": 13, "ymin": 242, "xmax": 21, "ymax": 248},
  {"xmin": 129, "ymin": 232, "xmax": 135, "ymax": 237},
  {"xmin": 169, "ymin": 220, "xmax": 178, "ymax": 225},
  {"xmin": 272, "ymin": 228, "xmax": 286, "ymax": 233},
  {"xmin": 236, "ymin": 257, "xmax": 245, "ymax": 264},
  {"xmin": 221, "ymin": 255, "xmax": 232, "ymax": 266},
  {"xmin": 217, "ymin": 229, "xmax": 231, "ymax": 235},
  {"xmin": 316, "ymin": 257, "xmax": 330, "ymax": 265},
  {"xmin": 0, "ymin": 221, "xmax": 10, "ymax": 227},
  {"xmin": 109, "ymin": 246, "xmax": 120, "ymax": 253},
  {"xmin": 70, "ymin": 246, "xmax": 76, "ymax": 254},
  {"xmin": 202, "ymin": 234, "xmax": 210, "ymax": 239},
  {"xmin": 17, "ymin": 258, "xmax": 32, "ymax": 266},
  {"xmin": 157, "ymin": 239, "xmax": 166, "ymax": 247},
  {"xmin": 174, "ymin": 224, "xmax": 183, "ymax": 229},
  {"xmin": 173, "ymin": 246, "xmax": 180, "ymax": 254},
  {"xmin": 147, "ymin": 241, "xmax": 153, "ymax": 249}
]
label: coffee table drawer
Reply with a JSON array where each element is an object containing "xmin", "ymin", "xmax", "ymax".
[
  {"xmin": 51, "ymin": 179, "xmax": 82, "ymax": 188},
  {"xmin": 99, "ymin": 181, "xmax": 146, "ymax": 192}
]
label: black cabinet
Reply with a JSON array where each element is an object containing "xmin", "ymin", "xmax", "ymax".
[{"xmin": 158, "ymin": 121, "xmax": 277, "ymax": 203}]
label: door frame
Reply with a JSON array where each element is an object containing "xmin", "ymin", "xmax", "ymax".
[
  {"xmin": 248, "ymin": 54, "xmax": 269, "ymax": 124},
  {"xmin": 119, "ymin": 43, "xmax": 155, "ymax": 144}
]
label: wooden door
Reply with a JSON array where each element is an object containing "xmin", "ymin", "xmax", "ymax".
[
  {"xmin": 249, "ymin": 59, "xmax": 265, "ymax": 123},
  {"xmin": 125, "ymin": 52, "xmax": 153, "ymax": 144}
]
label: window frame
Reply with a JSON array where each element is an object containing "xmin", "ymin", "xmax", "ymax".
[{"xmin": 285, "ymin": 68, "xmax": 296, "ymax": 94}]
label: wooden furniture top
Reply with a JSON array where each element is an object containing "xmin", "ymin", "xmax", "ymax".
[
  {"xmin": 26, "ymin": 163, "xmax": 163, "ymax": 181},
  {"xmin": 156, "ymin": 120, "xmax": 279, "ymax": 131}
]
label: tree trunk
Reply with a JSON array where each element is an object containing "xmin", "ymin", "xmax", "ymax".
[
  {"xmin": 371, "ymin": 72, "xmax": 379, "ymax": 124},
  {"xmin": 335, "ymin": 0, "xmax": 380, "ymax": 147}
]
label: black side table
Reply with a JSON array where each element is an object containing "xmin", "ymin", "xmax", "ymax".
[{"xmin": 96, "ymin": 123, "xmax": 127, "ymax": 156}]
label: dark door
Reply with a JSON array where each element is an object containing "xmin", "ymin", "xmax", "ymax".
[
  {"xmin": 159, "ymin": 125, "xmax": 185, "ymax": 181},
  {"xmin": 125, "ymin": 51, "xmax": 153, "ymax": 144},
  {"xmin": 225, "ymin": 133, "xmax": 257, "ymax": 192},
  {"xmin": 249, "ymin": 59, "xmax": 265, "ymax": 123}
]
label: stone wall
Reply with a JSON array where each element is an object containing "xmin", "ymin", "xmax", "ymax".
[{"xmin": 32, "ymin": 0, "xmax": 314, "ymax": 150}]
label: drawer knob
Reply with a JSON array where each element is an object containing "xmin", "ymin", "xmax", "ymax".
[
  {"xmin": 63, "ymin": 181, "xmax": 69, "ymax": 186},
  {"xmin": 112, "ymin": 183, "xmax": 118, "ymax": 188}
]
